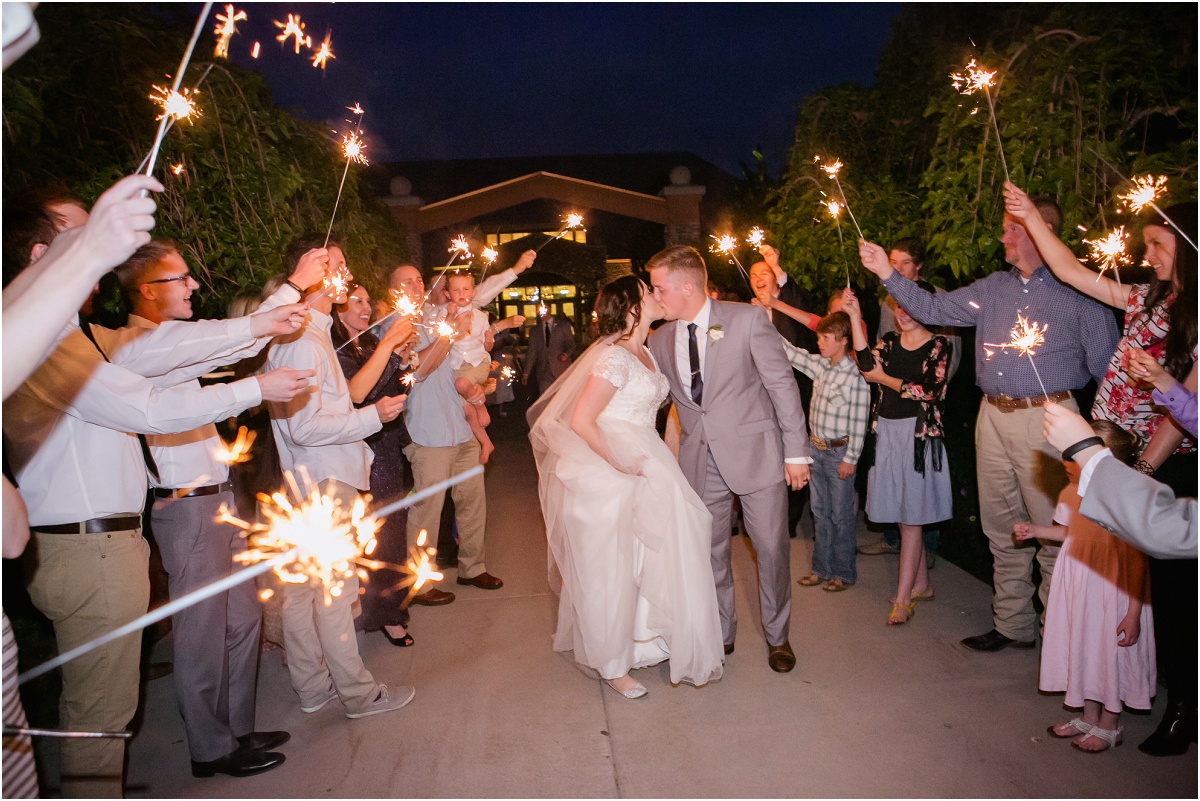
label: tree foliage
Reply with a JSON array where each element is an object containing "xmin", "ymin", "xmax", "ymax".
[
  {"xmin": 2, "ymin": 4, "xmax": 405, "ymax": 318},
  {"xmin": 768, "ymin": 3, "xmax": 1196, "ymax": 296}
]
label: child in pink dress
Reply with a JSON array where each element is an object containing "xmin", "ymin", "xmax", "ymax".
[{"xmin": 1014, "ymin": 421, "xmax": 1156, "ymax": 753}]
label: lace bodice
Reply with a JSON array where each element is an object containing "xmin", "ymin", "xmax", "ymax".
[{"xmin": 591, "ymin": 345, "xmax": 669, "ymax": 428}]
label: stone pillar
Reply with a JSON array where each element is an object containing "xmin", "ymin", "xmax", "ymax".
[
  {"xmin": 383, "ymin": 176, "xmax": 425, "ymax": 269},
  {"xmin": 659, "ymin": 165, "xmax": 706, "ymax": 247}
]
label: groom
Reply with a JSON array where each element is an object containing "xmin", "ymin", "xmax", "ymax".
[{"xmin": 647, "ymin": 245, "xmax": 811, "ymax": 673}]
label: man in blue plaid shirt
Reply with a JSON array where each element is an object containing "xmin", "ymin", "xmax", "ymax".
[{"xmin": 859, "ymin": 198, "xmax": 1119, "ymax": 652}]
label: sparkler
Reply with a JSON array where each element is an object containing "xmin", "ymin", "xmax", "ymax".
[
  {"xmin": 403, "ymin": 529, "xmax": 444, "ymax": 598},
  {"xmin": 500, "ymin": 365, "xmax": 516, "ymax": 381},
  {"xmin": 746, "ymin": 227, "xmax": 766, "ymax": 249},
  {"xmin": 1088, "ymin": 152, "xmax": 1199, "ymax": 253},
  {"xmin": 142, "ymin": 3, "xmax": 213, "ymax": 181},
  {"xmin": 324, "ymin": 103, "xmax": 367, "ymax": 248},
  {"xmin": 982, "ymin": 313, "xmax": 1050, "ymax": 400},
  {"xmin": 824, "ymin": 199, "xmax": 851, "ymax": 287},
  {"xmin": 312, "ymin": 31, "xmax": 335, "ymax": 69},
  {"xmin": 1083, "ymin": 226, "xmax": 1130, "ymax": 286},
  {"xmin": 251, "ymin": 41, "xmax": 260, "ymax": 58},
  {"xmin": 422, "ymin": 232, "xmax": 477, "ymax": 304},
  {"xmin": 215, "ymin": 425, "xmax": 256, "ymax": 465},
  {"xmin": 534, "ymin": 212, "xmax": 585, "ymax": 252},
  {"xmin": 709, "ymin": 234, "xmax": 752, "ymax": 290},
  {"xmin": 950, "ymin": 58, "xmax": 1009, "ymax": 182},
  {"xmin": 335, "ymin": 289, "xmax": 422, "ymax": 352},
  {"xmin": 274, "ymin": 13, "xmax": 310, "ymax": 54},
  {"xmin": 815, "ymin": 155, "xmax": 866, "ymax": 241},
  {"xmin": 149, "ymin": 85, "xmax": 200, "ymax": 124},
  {"xmin": 401, "ymin": 372, "xmax": 417, "ymax": 388},
  {"xmin": 213, "ymin": 4, "xmax": 246, "ymax": 59},
  {"xmin": 171, "ymin": 162, "xmax": 186, "ymax": 176}
]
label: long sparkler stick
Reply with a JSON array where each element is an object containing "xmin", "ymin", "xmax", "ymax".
[
  {"xmin": 18, "ymin": 553, "xmax": 288, "ymax": 686},
  {"xmin": 1025, "ymin": 352, "xmax": 1050, "ymax": 402},
  {"xmin": 143, "ymin": 2, "xmax": 213, "ymax": 181},
  {"xmin": 830, "ymin": 176, "xmax": 865, "ymax": 242},
  {"xmin": 3, "ymin": 726, "xmax": 133, "ymax": 740},
  {"xmin": 424, "ymin": 228, "xmax": 480, "ymax": 304},
  {"xmin": 534, "ymin": 213, "xmax": 584, "ymax": 253},
  {"xmin": 17, "ymin": 467, "xmax": 482, "ymax": 685},
  {"xmin": 1088, "ymin": 149, "xmax": 1198, "ymax": 253},
  {"xmin": 324, "ymin": 104, "xmax": 366, "ymax": 248},
  {"xmin": 135, "ymin": 64, "xmax": 215, "ymax": 174},
  {"xmin": 982, "ymin": 87, "xmax": 1010, "ymax": 183},
  {"xmin": 708, "ymin": 235, "xmax": 752, "ymax": 291}
]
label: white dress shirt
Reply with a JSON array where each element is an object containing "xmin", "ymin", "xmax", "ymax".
[
  {"xmin": 266, "ymin": 309, "xmax": 381, "ymax": 491},
  {"xmin": 4, "ymin": 322, "xmax": 262, "ymax": 525},
  {"xmin": 674, "ymin": 298, "xmax": 713, "ymax": 390}
]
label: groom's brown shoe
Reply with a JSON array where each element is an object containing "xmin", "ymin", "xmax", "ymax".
[{"xmin": 767, "ymin": 642, "xmax": 796, "ymax": 673}]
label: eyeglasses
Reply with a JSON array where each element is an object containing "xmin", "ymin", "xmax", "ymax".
[{"xmin": 144, "ymin": 272, "xmax": 192, "ymax": 285}]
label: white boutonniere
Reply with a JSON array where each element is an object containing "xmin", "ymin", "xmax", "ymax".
[{"xmin": 707, "ymin": 325, "xmax": 724, "ymax": 343}]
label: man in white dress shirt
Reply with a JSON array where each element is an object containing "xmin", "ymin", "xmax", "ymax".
[
  {"xmin": 3, "ymin": 213, "xmax": 312, "ymax": 797},
  {"xmin": 265, "ymin": 236, "xmax": 413, "ymax": 720},
  {"xmin": 96, "ymin": 239, "xmax": 326, "ymax": 777}
]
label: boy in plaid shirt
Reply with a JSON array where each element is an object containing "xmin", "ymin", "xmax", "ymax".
[{"xmin": 778, "ymin": 310, "xmax": 870, "ymax": 591}]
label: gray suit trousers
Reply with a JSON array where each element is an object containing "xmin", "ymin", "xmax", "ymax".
[
  {"xmin": 152, "ymin": 490, "xmax": 261, "ymax": 762},
  {"xmin": 701, "ymin": 448, "xmax": 792, "ymax": 648}
]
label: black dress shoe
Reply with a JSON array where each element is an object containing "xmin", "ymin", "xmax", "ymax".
[
  {"xmin": 1139, "ymin": 700, "xmax": 1197, "ymax": 756},
  {"xmin": 236, "ymin": 731, "xmax": 290, "ymax": 751},
  {"xmin": 960, "ymin": 629, "xmax": 1035, "ymax": 652},
  {"xmin": 724, "ymin": 642, "xmax": 735, "ymax": 656},
  {"xmin": 767, "ymin": 642, "xmax": 796, "ymax": 673},
  {"xmin": 192, "ymin": 747, "xmax": 285, "ymax": 778}
]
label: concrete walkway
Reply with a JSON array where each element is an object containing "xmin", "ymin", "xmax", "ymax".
[{"xmin": 122, "ymin": 417, "xmax": 1195, "ymax": 798}]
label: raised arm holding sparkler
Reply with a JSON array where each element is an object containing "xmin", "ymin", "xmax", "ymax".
[{"xmin": 1002, "ymin": 182, "xmax": 1131, "ymax": 309}]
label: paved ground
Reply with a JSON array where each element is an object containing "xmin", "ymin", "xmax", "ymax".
[{"xmin": 37, "ymin": 412, "xmax": 1195, "ymax": 797}]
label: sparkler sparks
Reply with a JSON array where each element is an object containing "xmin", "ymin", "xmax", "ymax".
[
  {"xmin": 746, "ymin": 227, "xmax": 766, "ymax": 248},
  {"xmin": 141, "ymin": 3, "xmax": 212, "ymax": 181},
  {"xmin": 150, "ymin": 85, "xmax": 200, "ymax": 123},
  {"xmin": 390, "ymin": 291, "xmax": 420, "ymax": 319},
  {"xmin": 817, "ymin": 156, "xmax": 866, "ymax": 241},
  {"xmin": 983, "ymin": 314, "xmax": 1051, "ymax": 399},
  {"xmin": 820, "ymin": 159, "xmax": 843, "ymax": 179},
  {"xmin": 535, "ymin": 213, "xmax": 585, "ymax": 252},
  {"xmin": 214, "ymin": 426, "xmax": 256, "ymax": 465},
  {"xmin": 171, "ymin": 162, "xmax": 186, "ymax": 176},
  {"xmin": 220, "ymin": 476, "xmax": 382, "ymax": 605},
  {"xmin": 480, "ymin": 246, "xmax": 499, "ymax": 266},
  {"xmin": 311, "ymin": 31, "xmax": 335, "ymax": 69},
  {"xmin": 435, "ymin": 320, "xmax": 456, "ymax": 339},
  {"xmin": 824, "ymin": 200, "xmax": 843, "ymax": 218},
  {"xmin": 950, "ymin": 57, "xmax": 1009, "ymax": 181},
  {"xmin": 401, "ymin": 372, "xmax": 417, "ymax": 388},
  {"xmin": 213, "ymin": 5, "xmax": 246, "ymax": 59},
  {"xmin": 500, "ymin": 366, "xmax": 516, "ymax": 381},
  {"xmin": 405, "ymin": 530, "xmax": 444, "ymax": 594},
  {"xmin": 1084, "ymin": 226, "xmax": 1131, "ymax": 284},
  {"xmin": 323, "ymin": 267, "xmax": 352, "ymax": 298},
  {"xmin": 709, "ymin": 234, "xmax": 738, "ymax": 256},
  {"xmin": 340, "ymin": 131, "xmax": 367, "ymax": 164},
  {"xmin": 1118, "ymin": 175, "xmax": 1169, "ymax": 214},
  {"xmin": 448, "ymin": 235, "xmax": 474, "ymax": 261},
  {"xmin": 274, "ymin": 14, "xmax": 310, "ymax": 54},
  {"xmin": 251, "ymin": 41, "xmax": 260, "ymax": 58}
]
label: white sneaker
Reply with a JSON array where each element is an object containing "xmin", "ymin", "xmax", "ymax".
[
  {"xmin": 345, "ymin": 684, "xmax": 416, "ymax": 719},
  {"xmin": 300, "ymin": 680, "xmax": 338, "ymax": 713}
]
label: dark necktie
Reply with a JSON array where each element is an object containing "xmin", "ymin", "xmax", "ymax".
[
  {"xmin": 543, "ymin": 322, "xmax": 551, "ymax": 344},
  {"xmin": 79, "ymin": 321, "xmax": 161, "ymax": 482},
  {"xmin": 687, "ymin": 323, "xmax": 703, "ymax": 405}
]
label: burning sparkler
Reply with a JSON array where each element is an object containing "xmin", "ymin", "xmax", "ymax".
[
  {"xmin": 824, "ymin": 199, "xmax": 851, "ymax": 287},
  {"xmin": 500, "ymin": 366, "xmax": 516, "ymax": 381},
  {"xmin": 149, "ymin": 85, "xmax": 201, "ymax": 124},
  {"xmin": 535, "ymin": 213, "xmax": 585, "ymax": 252},
  {"xmin": 401, "ymin": 372, "xmax": 417, "ymax": 388},
  {"xmin": 142, "ymin": 3, "xmax": 213, "ymax": 182},
  {"xmin": 983, "ymin": 314, "xmax": 1050, "ymax": 400},
  {"xmin": 1084, "ymin": 226, "xmax": 1130, "ymax": 286},
  {"xmin": 709, "ymin": 234, "xmax": 752, "ymax": 289},
  {"xmin": 448, "ymin": 235, "xmax": 474, "ymax": 261},
  {"xmin": 815, "ymin": 155, "xmax": 866, "ymax": 241},
  {"xmin": 214, "ymin": 426, "xmax": 256, "ymax": 465},
  {"xmin": 747, "ymin": 227, "xmax": 766, "ymax": 249},
  {"xmin": 324, "ymin": 103, "xmax": 367, "ymax": 248},
  {"xmin": 478, "ymin": 244, "xmax": 500, "ymax": 281},
  {"xmin": 274, "ymin": 14, "xmax": 310, "ymax": 54},
  {"xmin": 1118, "ymin": 175, "xmax": 1169, "ymax": 214},
  {"xmin": 404, "ymin": 530, "xmax": 444, "ymax": 597},
  {"xmin": 312, "ymin": 31, "xmax": 335, "ymax": 69},
  {"xmin": 251, "ymin": 41, "xmax": 260, "ymax": 58},
  {"xmin": 213, "ymin": 4, "xmax": 246, "ymax": 59},
  {"xmin": 171, "ymin": 162, "xmax": 186, "ymax": 176},
  {"xmin": 950, "ymin": 57, "xmax": 1009, "ymax": 181}
]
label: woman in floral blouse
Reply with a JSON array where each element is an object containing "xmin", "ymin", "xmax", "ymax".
[
  {"xmin": 843, "ymin": 286, "xmax": 952, "ymax": 626},
  {"xmin": 1004, "ymin": 183, "xmax": 1196, "ymax": 757}
]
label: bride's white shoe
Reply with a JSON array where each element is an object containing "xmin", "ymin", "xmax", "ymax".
[{"xmin": 605, "ymin": 679, "xmax": 648, "ymax": 699}]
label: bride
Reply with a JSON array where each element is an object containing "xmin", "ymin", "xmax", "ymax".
[{"xmin": 528, "ymin": 275, "xmax": 724, "ymax": 698}]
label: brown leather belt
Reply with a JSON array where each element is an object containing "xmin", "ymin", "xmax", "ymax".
[
  {"xmin": 31, "ymin": 515, "xmax": 142, "ymax": 535},
  {"xmin": 152, "ymin": 481, "xmax": 233, "ymax": 500},
  {"xmin": 810, "ymin": 435, "xmax": 849, "ymax": 451},
  {"xmin": 985, "ymin": 390, "xmax": 1071, "ymax": 413}
]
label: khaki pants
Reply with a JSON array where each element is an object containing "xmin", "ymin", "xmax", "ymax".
[
  {"xmin": 404, "ymin": 440, "xmax": 487, "ymax": 579},
  {"xmin": 974, "ymin": 398, "xmax": 1071, "ymax": 642},
  {"xmin": 25, "ymin": 527, "xmax": 149, "ymax": 798},
  {"xmin": 280, "ymin": 480, "xmax": 378, "ymax": 713}
]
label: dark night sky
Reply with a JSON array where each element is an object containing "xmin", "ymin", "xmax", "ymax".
[{"xmin": 222, "ymin": 3, "xmax": 901, "ymax": 177}]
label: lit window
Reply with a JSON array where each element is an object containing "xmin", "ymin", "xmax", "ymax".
[
  {"xmin": 562, "ymin": 302, "xmax": 575, "ymax": 318},
  {"xmin": 486, "ymin": 234, "xmax": 498, "ymax": 247},
  {"xmin": 500, "ymin": 233, "xmax": 513, "ymax": 244}
]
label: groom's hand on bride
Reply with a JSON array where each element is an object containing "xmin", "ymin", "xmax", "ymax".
[{"xmin": 784, "ymin": 463, "xmax": 809, "ymax": 490}]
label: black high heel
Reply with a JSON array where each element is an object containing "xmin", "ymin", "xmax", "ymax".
[{"xmin": 382, "ymin": 628, "xmax": 414, "ymax": 647}]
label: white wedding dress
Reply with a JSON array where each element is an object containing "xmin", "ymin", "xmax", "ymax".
[{"xmin": 529, "ymin": 339, "xmax": 724, "ymax": 687}]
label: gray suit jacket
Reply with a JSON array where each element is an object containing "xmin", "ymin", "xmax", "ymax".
[
  {"xmin": 649, "ymin": 301, "xmax": 810, "ymax": 496},
  {"xmin": 1079, "ymin": 456, "xmax": 1197, "ymax": 560}
]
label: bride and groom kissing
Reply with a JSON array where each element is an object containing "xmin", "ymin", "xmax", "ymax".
[{"xmin": 529, "ymin": 244, "xmax": 811, "ymax": 699}]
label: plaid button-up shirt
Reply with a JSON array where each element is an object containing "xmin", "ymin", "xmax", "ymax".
[
  {"xmin": 780, "ymin": 340, "xmax": 870, "ymax": 465},
  {"xmin": 883, "ymin": 266, "xmax": 1118, "ymax": 398}
]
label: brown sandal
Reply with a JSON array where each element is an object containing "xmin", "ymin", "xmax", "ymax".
[
  {"xmin": 823, "ymin": 578, "xmax": 850, "ymax": 592},
  {"xmin": 798, "ymin": 574, "xmax": 823, "ymax": 587}
]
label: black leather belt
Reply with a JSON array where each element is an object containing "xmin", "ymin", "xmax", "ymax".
[
  {"xmin": 31, "ymin": 515, "xmax": 142, "ymax": 535},
  {"xmin": 152, "ymin": 481, "xmax": 233, "ymax": 500}
]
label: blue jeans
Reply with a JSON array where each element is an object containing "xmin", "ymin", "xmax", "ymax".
[
  {"xmin": 882, "ymin": 524, "xmax": 939, "ymax": 554},
  {"xmin": 809, "ymin": 444, "xmax": 858, "ymax": 583}
]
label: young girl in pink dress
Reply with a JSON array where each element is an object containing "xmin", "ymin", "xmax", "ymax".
[{"xmin": 1014, "ymin": 421, "xmax": 1156, "ymax": 753}]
